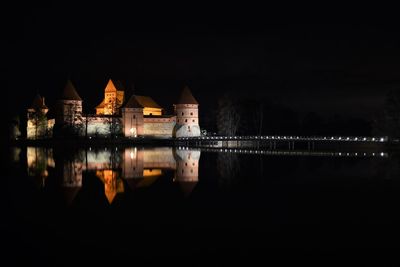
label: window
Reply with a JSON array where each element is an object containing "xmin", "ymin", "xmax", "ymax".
[
  {"xmin": 185, "ymin": 119, "xmax": 187, "ymax": 122},
  {"xmin": 192, "ymin": 120, "xmax": 195, "ymax": 122},
  {"xmin": 182, "ymin": 112, "xmax": 184, "ymax": 116},
  {"xmin": 190, "ymin": 112, "xmax": 193, "ymax": 115},
  {"xmin": 133, "ymin": 115, "xmax": 136, "ymax": 119},
  {"xmin": 185, "ymin": 163, "xmax": 187, "ymax": 166}
]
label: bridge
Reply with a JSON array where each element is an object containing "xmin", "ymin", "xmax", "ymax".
[{"xmin": 174, "ymin": 135, "xmax": 389, "ymax": 150}]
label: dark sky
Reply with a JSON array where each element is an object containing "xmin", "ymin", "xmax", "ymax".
[{"xmin": 4, "ymin": 6, "xmax": 400, "ymax": 121}]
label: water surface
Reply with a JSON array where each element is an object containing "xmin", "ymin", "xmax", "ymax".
[{"xmin": 5, "ymin": 146, "xmax": 400, "ymax": 266}]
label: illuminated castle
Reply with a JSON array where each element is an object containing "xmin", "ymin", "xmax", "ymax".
[{"xmin": 26, "ymin": 79, "xmax": 201, "ymax": 139}]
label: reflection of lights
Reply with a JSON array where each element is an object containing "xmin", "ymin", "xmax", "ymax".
[
  {"xmin": 380, "ymin": 152, "xmax": 385, "ymax": 157},
  {"xmin": 380, "ymin": 137, "xmax": 385, "ymax": 142},
  {"xmin": 372, "ymin": 153, "xmax": 375, "ymax": 156},
  {"xmin": 372, "ymin": 138, "xmax": 375, "ymax": 141},
  {"xmin": 130, "ymin": 127, "xmax": 137, "ymax": 137}
]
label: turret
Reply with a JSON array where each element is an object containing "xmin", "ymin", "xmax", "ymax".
[
  {"xmin": 56, "ymin": 80, "xmax": 83, "ymax": 132},
  {"xmin": 121, "ymin": 94, "xmax": 144, "ymax": 137},
  {"xmin": 26, "ymin": 94, "xmax": 49, "ymax": 139},
  {"xmin": 174, "ymin": 86, "xmax": 201, "ymax": 137}
]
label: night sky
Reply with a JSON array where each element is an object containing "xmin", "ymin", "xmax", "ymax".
[{"xmin": 4, "ymin": 6, "xmax": 400, "ymax": 124}]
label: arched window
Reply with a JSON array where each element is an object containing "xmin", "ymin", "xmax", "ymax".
[{"xmin": 182, "ymin": 112, "xmax": 184, "ymax": 116}]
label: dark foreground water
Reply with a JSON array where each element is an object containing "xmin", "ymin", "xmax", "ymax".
[{"xmin": 4, "ymin": 146, "xmax": 400, "ymax": 266}]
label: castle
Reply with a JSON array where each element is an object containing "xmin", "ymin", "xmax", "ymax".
[{"xmin": 26, "ymin": 79, "xmax": 201, "ymax": 139}]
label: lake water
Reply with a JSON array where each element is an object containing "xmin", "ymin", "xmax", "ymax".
[{"xmin": 5, "ymin": 145, "xmax": 400, "ymax": 266}]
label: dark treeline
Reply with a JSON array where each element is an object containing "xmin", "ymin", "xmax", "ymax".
[{"xmin": 207, "ymin": 92, "xmax": 373, "ymax": 137}]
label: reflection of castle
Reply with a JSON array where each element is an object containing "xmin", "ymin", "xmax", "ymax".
[
  {"xmin": 26, "ymin": 79, "xmax": 201, "ymax": 139},
  {"xmin": 174, "ymin": 149, "xmax": 201, "ymax": 196},
  {"xmin": 23, "ymin": 147, "xmax": 200, "ymax": 204}
]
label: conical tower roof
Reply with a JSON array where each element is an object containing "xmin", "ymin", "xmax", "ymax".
[
  {"xmin": 178, "ymin": 181, "xmax": 198, "ymax": 197},
  {"xmin": 177, "ymin": 85, "xmax": 198, "ymax": 105},
  {"xmin": 61, "ymin": 80, "xmax": 82, "ymax": 101},
  {"xmin": 30, "ymin": 94, "xmax": 48, "ymax": 110}
]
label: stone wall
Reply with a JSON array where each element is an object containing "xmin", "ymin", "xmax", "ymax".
[
  {"xmin": 85, "ymin": 117, "xmax": 122, "ymax": 137},
  {"xmin": 143, "ymin": 117, "xmax": 176, "ymax": 138}
]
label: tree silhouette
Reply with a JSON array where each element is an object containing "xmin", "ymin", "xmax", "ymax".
[
  {"xmin": 217, "ymin": 93, "xmax": 241, "ymax": 136},
  {"xmin": 372, "ymin": 89, "xmax": 400, "ymax": 138}
]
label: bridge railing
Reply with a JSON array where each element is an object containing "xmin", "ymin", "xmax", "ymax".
[{"xmin": 176, "ymin": 135, "xmax": 389, "ymax": 142}]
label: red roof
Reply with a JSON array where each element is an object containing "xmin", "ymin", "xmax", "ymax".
[
  {"xmin": 62, "ymin": 80, "xmax": 82, "ymax": 101},
  {"xmin": 177, "ymin": 86, "xmax": 198, "ymax": 104},
  {"xmin": 30, "ymin": 94, "xmax": 48, "ymax": 110}
]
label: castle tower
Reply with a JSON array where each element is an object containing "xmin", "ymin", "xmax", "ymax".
[
  {"xmin": 56, "ymin": 80, "xmax": 83, "ymax": 132},
  {"xmin": 27, "ymin": 94, "xmax": 49, "ymax": 139},
  {"xmin": 174, "ymin": 149, "xmax": 201, "ymax": 196},
  {"xmin": 121, "ymin": 94, "xmax": 144, "ymax": 137},
  {"xmin": 95, "ymin": 79, "xmax": 125, "ymax": 115},
  {"xmin": 174, "ymin": 86, "xmax": 201, "ymax": 137}
]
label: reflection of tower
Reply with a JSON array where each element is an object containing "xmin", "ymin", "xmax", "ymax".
[
  {"xmin": 173, "ymin": 149, "xmax": 201, "ymax": 196},
  {"xmin": 96, "ymin": 170, "xmax": 124, "ymax": 204},
  {"xmin": 122, "ymin": 147, "xmax": 144, "ymax": 179},
  {"xmin": 27, "ymin": 147, "xmax": 51, "ymax": 188},
  {"xmin": 174, "ymin": 86, "xmax": 201, "ymax": 137},
  {"xmin": 60, "ymin": 159, "xmax": 83, "ymax": 206}
]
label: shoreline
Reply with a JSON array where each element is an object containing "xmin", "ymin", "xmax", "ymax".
[{"xmin": 8, "ymin": 136, "xmax": 400, "ymax": 152}]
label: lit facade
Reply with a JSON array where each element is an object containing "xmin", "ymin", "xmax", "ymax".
[
  {"xmin": 95, "ymin": 79, "xmax": 125, "ymax": 115},
  {"xmin": 27, "ymin": 79, "xmax": 200, "ymax": 139}
]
